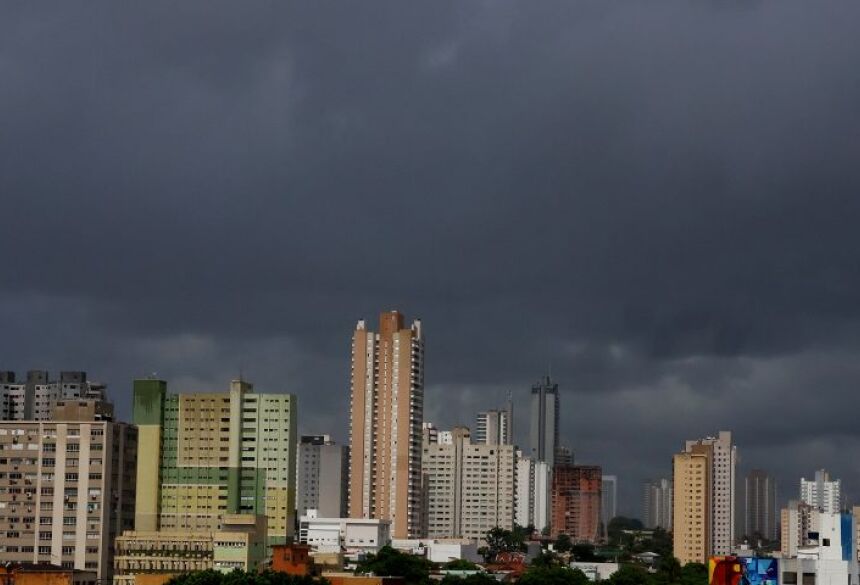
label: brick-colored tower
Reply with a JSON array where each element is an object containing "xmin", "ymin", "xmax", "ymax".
[
  {"xmin": 348, "ymin": 311, "xmax": 425, "ymax": 538},
  {"xmin": 551, "ymin": 465, "xmax": 602, "ymax": 543}
]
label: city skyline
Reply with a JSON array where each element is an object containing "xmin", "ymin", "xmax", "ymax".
[{"xmin": 3, "ymin": 0, "xmax": 860, "ymax": 525}]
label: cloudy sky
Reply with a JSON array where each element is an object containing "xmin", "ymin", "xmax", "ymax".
[{"xmin": 2, "ymin": 1, "xmax": 860, "ymax": 517}]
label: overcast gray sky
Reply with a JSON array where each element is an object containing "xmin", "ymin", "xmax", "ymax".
[{"xmin": 2, "ymin": 1, "xmax": 860, "ymax": 517}]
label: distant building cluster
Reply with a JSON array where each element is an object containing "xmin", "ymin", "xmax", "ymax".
[{"xmin": 1, "ymin": 310, "xmax": 855, "ymax": 585}]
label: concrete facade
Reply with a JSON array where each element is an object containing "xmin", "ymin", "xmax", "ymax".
[
  {"xmin": 474, "ymin": 408, "xmax": 511, "ymax": 446},
  {"xmin": 0, "ymin": 372, "xmax": 111, "ymax": 422},
  {"xmin": 778, "ymin": 512, "xmax": 858, "ymax": 585},
  {"xmin": 298, "ymin": 512, "xmax": 390, "ymax": 555},
  {"xmin": 113, "ymin": 514, "xmax": 266, "ymax": 583},
  {"xmin": 676, "ymin": 431, "xmax": 736, "ymax": 559},
  {"xmin": 297, "ymin": 435, "xmax": 348, "ymax": 519},
  {"xmin": 781, "ymin": 500, "xmax": 817, "ymax": 557},
  {"xmin": 642, "ymin": 478, "xmax": 673, "ymax": 531},
  {"xmin": 421, "ymin": 427, "xmax": 515, "ymax": 539},
  {"xmin": 0, "ymin": 564, "xmax": 98, "ymax": 585},
  {"xmin": 129, "ymin": 377, "xmax": 297, "ymax": 546},
  {"xmin": 0, "ymin": 418, "xmax": 136, "ymax": 581},
  {"xmin": 348, "ymin": 311, "xmax": 424, "ymax": 539},
  {"xmin": 801, "ymin": 469, "xmax": 841, "ymax": 514},
  {"xmin": 673, "ymin": 447, "xmax": 710, "ymax": 565},
  {"xmin": 601, "ymin": 475, "xmax": 617, "ymax": 537},
  {"xmin": 743, "ymin": 469, "xmax": 778, "ymax": 542},
  {"xmin": 529, "ymin": 376, "xmax": 559, "ymax": 469}
]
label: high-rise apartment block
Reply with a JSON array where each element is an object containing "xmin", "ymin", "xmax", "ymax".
[
  {"xmin": 673, "ymin": 446, "xmax": 711, "ymax": 564},
  {"xmin": 0, "ymin": 411, "xmax": 136, "ymax": 581},
  {"xmin": 744, "ymin": 469, "xmax": 778, "ymax": 542},
  {"xmin": 296, "ymin": 435, "xmax": 348, "ymax": 519},
  {"xmin": 801, "ymin": 469, "xmax": 841, "ymax": 514},
  {"xmin": 642, "ymin": 478, "xmax": 673, "ymax": 531},
  {"xmin": 348, "ymin": 311, "xmax": 424, "ymax": 539},
  {"xmin": 601, "ymin": 475, "xmax": 617, "ymax": 537},
  {"xmin": 780, "ymin": 500, "xmax": 816, "ymax": 557},
  {"xmin": 0, "ymin": 371, "xmax": 112, "ymax": 421},
  {"xmin": 673, "ymin": 431, "xmax": 737, "ymax": 563},
  {"xmin": 551, "ymin": 465, "xmax": 602, "ymax": 544},
  {"xmin": 529, "ymin": 376, "xmax": 559, "ymax": 468},
  {"xmin": 131, "ymin": 378, "xmax": 297, "ymax": 545},
  {"xmin": 421, "ymin": 426, "xmax": 515, "ymax": 539},
  {"xmin": 515, "ymin": 453, "xmax": 550, "ymax": 532},
  {"xmin": 474, "ymin": 407, "xmax": 512, "ymax": 446}
]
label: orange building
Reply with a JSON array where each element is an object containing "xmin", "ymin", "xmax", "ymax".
[
  {"xmin": 551, "ymin": 465, "xmax": 602, "ymax": 543},
  {"xmin": 271, "ymin": 544, "xmax": 313, "ymax": 576},
  {"xmin": 0, "ymin": 564, "xmax": 97, "ymax": 585}
]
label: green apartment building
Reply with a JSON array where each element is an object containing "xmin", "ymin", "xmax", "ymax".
[{"xmin": 132, "ymin": 378, "xmax": 297, "ymax": 546}]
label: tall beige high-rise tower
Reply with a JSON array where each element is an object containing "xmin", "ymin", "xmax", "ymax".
[
  {"xmin": 349, "ymin": 311, "xmax": 424, "ymax": 539},
  {"xmin": 673, "ymin": 445, "xmax": 712, "ymax": 564}
]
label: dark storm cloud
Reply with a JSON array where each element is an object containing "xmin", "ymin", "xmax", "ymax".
[{"xmin": 3, "ymin": 0, "xmax": 860, "ymax": 514}]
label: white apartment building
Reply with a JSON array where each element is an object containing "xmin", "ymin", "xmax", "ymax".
[
  {"xmin": 0, "ymin": 417, "xmax": 136, "ymax": 581},
  {"xmin": 801, "ymin": 469, "xmax": 841, "ymax": 514},
  {"xmin": 781, "ymin": 500, "xmax": 817, "ymax": 558},
  {"xmin": 298, "ymin": 511, "xmax": 390, "ymax": 555},
  {"xmin": 515, "ymin": 453, "xmax": 535, "ymax": 528},
  {"xmin": 422, "ymin": 427, "xmax": 516, "ymax": 539},
  {"xmin": 515, "ymin": 453, "xmax": 550, "ymax": 532},
  {"xmin": 391, "ymin": 538, "xmax": 482, "ymax": 563},
  {"xmin": 684, "ymin": 431, "xmax": 736, "ymax": 556},
  {"xmin": 779, "ymin": 512, "xmax": 858, "ymax": 585}
]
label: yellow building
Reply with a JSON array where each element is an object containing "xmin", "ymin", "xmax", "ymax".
[
  {"xmin": 113, "ymin": 514, "xmax": 266, "ymax": 584},
  {"xmin": 132, "ymin": 378, "xmax": 297, "ymax": 545},
  {"xmin": 672, "ymin": 444, "xmax": 711, "ymax": 565}
]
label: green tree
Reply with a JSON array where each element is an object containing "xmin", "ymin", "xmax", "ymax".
[
  {"xmin": 569, "ymin": 543, "xmax": 597, "ymax": 562},
  {"xmin": 657, "ymin": 556, "xmax": 682, "ymax": 583},
  {"xmin": 530, "ymin": 550, "xmax": 561, "ymax": 568},
  {"xmin": 554, "ymin": 534, "xmax": 573, "ymax": 553},
  {"xmin": 606, "ymin": 517, "xmax": 644, "ymax": 547},
  {"xmin": 608, "ymin": 564, "xmax": 653, "ymax": 585},
  {"xmin": 519, "ymin": 566, "xmax": 590, "ymax": 585},
  {"xmin": 649, "ymin": 528, "xmax": 674, "ymax": 559},
  {"xmin": 444, "ymin": 559, "xmax": 481, "ymax": 571},
  {"xmin": 167, "ymin": 570, "xmax": 226, "ymax": 585},
  {"xmin": 354, "ymin": 546, "xmax": 432, "ymax": 584},
  {"xmin": 166, "ymin": 570, "xmax": 328, "ymax": 585},
  {"xmin": 440, "ymin": 574, "xmax": 498, "ymax": 585},
  {"xmin": 481, "ymin": 527, "xmax": 526, "ymax": 561},
  {"xmin": 679, "ymin": 562, "xmax": 707, "ymax": 585}
]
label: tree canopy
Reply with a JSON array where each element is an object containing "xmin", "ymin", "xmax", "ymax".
[
  {"xmin": 519, "ymin": 566, "xmax": 591, "ymax": 585},
  {"xmin": 439, "ymin": 573, "xmax": 497, "ymax": 585},
  {"xmin": 166, "ymin": 570, "xmax": 325, "ymax": 585},
  {"xmin": 354, "ymin": 545, "xmax": 432, "ymax": 584},
  {"xmin": 606, "ymin": 561, "xmax": 707, "ymax": 585},
  {"xmin": 479, "ymin": 527, "xmax": 527, "ymax": 562}
]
